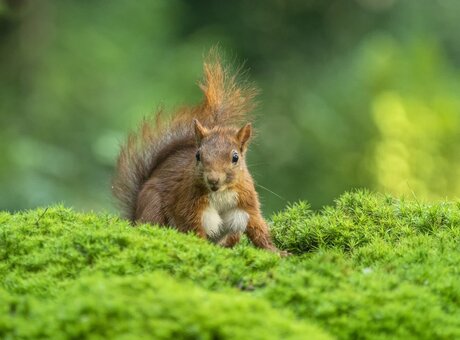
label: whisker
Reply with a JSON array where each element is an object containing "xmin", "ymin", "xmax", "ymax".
[
  {"xmin": 255, "ymin": 183, "xmax": 286, "ymax": 201},
  {"xmin": 247, "ymin": 162, "xmax": 269, "ymax": 168}
]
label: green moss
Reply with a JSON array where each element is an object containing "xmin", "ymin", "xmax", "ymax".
[
  {"xmin": 1, "ymin": 274, "xmax": 324, "ymax": 339},
  {"xmin": 271, "ymin": 190, "xmax": 460, "ymax": 253},
  {"xmin": 2, "ymin": 191, "xmax": 460, "ymax": 338},
  {"xmin": 0, "ymin": 206, "xmax": 327, "ymax": 339},
  {"xmin": 269, "ymin": 190, "xmax": 460, "ymax": 338}
]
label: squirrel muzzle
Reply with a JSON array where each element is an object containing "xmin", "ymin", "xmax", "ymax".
[{"xmin": 204, "ymin": 171, "xmax": 226, "ymax": 192}]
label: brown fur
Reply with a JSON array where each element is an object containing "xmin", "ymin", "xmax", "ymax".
[{"xmin": 112, "ymin": 49, "xmax": 283, "ymax": 254}]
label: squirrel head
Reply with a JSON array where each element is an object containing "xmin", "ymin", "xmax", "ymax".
[{"xmin": 193, "ymin": 119, "xmax": 251, "ymax": 193}]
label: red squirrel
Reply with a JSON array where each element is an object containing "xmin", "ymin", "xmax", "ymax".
[{"xmin": 112, "ymin": 51, "xmax": 284, "ymax": 255}]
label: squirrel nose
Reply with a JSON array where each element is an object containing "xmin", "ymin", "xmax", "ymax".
[{"xmin": 206, "ymin": 176, "xmax": 219, "ymax": 186}]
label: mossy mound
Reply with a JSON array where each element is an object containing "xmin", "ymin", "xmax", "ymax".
[
  {"xmin": 0, "ymin": 205, "xmax": 326, "ymax": 339},
  {"xmin": 271, "ymin": 190, "xmax": 460, "ymax": 253},
  {"xmin": 2, "ymin": 190, "xmax": 460, "ymax": 339},
  {"xmin": 1, "ymin": 273, "xmax": 321, "ymax": 339}
]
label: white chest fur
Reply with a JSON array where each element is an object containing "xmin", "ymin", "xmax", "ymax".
[{"xmin": 201, "ymin": 190, "xmax": 249, "ymax": 242}]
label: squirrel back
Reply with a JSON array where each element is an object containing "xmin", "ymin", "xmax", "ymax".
[{"xmin": 112, "ymin": 51, "xmax": 258, "ymax": 222}]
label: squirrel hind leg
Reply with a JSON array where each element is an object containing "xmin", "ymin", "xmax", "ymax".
[{"xmin": 135, "ymin": 186, "xmax": 166, "ymax": 226}]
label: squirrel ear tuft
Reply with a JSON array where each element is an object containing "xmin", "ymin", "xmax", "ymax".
[
  {"xmin": 236, "ymin": 123, "xmax": 252, "ymax": 151},
  {"xmin": 193, "ymin": 119, "xmax": 208, "ymax": 145}
]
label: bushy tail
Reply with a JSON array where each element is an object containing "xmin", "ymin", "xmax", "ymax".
[
  {"xmin": 112, "ymin": 50, "xmax": 258, "ymax": 220},
  {"xmin": 193, "ymin": 50, "xmax": 258, "ymax": 126}
]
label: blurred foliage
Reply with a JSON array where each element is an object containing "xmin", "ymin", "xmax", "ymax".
[{"xmin": 1, "ymin": 0, "xmax": 460, "ymax": 214}]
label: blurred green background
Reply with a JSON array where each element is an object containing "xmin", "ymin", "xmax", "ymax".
[{"xmin": 1, "ymin": 0, "xmax": 460, "ymax": 215}]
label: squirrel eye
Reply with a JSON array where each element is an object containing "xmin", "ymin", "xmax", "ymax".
[
  {"xmin": 232, "ymin": 151, "xmax": 239, "ymax": 164},
  {"xmin": 196, "ymin": 150, "xmax": 201, "ymax": 162}
]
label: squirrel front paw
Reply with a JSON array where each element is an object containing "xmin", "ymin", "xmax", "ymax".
[
  {"xmin": 265, "ymin": 244, "xmax": 291, "ymax": 257},
  {"xmin": 277, "ymin": 249, "xmax": 291, "ymax": 257}
]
